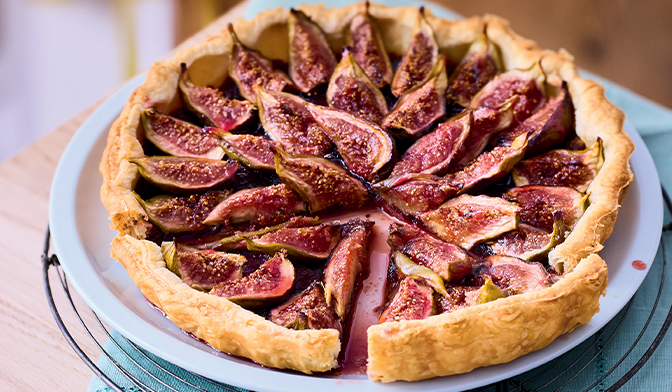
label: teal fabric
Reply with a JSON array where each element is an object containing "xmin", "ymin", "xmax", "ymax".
[{"xmin": 87, "ymin": 2, "xmax": 672, "ymax": 390}]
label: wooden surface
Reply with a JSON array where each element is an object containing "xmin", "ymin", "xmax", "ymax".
[{"xmin": 0, "ymin": 3, "xmax": 247, "ymax": 391}]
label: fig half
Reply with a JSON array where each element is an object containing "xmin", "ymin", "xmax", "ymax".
[
  {"xmin": 348, "ymin": 3, "xmax": 393, "ymax": 88},
  {"xmin": 419, "ymin": 194, "xmax": 519, "ymax": 249},
  {"xmin": 134, "ymin": 190, "xmax": 229, "ymax": 233},
  {"xmin": 476, "ymin": 255, "xmax": 551, "ymax": 295},
  {"xmin": 128, "ymin": 156, "xmax": 238, "ymax": 194},
  {"xmin": 326, "ymin": 46, "xmax": 388, "ymax": 123},
  {"xmin": 373, "ymin": 173, "xmax": 460, "ymax": 215},
  {"xmin": 270, "ymin": 282, "xmax": 341, "ymax": 332},
  {"xmin": 141, "ymin": 109, "xmax": 224, "ymax": 160},
  {"xmin": 446, "ymin": 33, "xmax": 501, "ymax": 107},
  {"xmin": 392, "ymin": 251, "xmax": 448, "ymax": 296},
  {"xmin": 488, "ymin": 213, "xmax": 565, "ymax": 261},
  {"xmin": 246, "ymin": 223, "xmax": 341, "ymax": 260},
  {"xmin": 380, "ymin": 277, "xmax": 434, "ymax": 323},
  {"xmin": 211, "ymin": 251, "xmax": 295, "ymax": 308},
  {"xmin": 436, "ymin": 277, "xmax": 507, "ymax": 314},
  {"xmin": 305, "ymin": 103, "xmax": 395, "ymax": 181},
  {"xmin": 208, "ymin": 216, "xmax": 320, "ymax": 251},
  {"xmin": 161, "ymin": 242, "xmax": 245, "ymax": 291},
  {"xmin": 288, "ymin": 9, "xmax": 337, "ymax": 93},
  {"xmin": 504, "ymin": 185, "xmax": 588, "ymax": 231},
  {"xmin": 216, "ymin": 131, "xmax": 278, "ymax": 171}
]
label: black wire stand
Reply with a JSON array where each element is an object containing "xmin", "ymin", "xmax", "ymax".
[{"xmin": 43, "ymin": 186, "xmax": 672, "ymax": 392}]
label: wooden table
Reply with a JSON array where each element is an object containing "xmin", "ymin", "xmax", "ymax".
[{"xmin": 0, "ymin": 3, "xmax": 248, "ymax": 391}]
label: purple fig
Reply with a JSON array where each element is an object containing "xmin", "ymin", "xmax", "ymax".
[
  {"xmin": 392, "ymin": 251, "xmax": 448, "ymax": 296},
  {"xmin": 326, "ymin": 46, "xmax": 388, "ymax": 123},
  {"xmin": 208, "ymin": 216, "xmax": 321, "ymax": 251},
  {"xmin": 246, "ymin": 223, "xmax": 341, "ymax": 260},
  {"xmin": 373, "ymin": 173, "xmax": 460, "ymax": 215},
  {"xmin": 215, "ymin": 131, "xmax": 278, "ymax": 171},
  {"xmin": 504, "ymin": 185, "xmax": 588, "ymax": 231},
  {"xmin": 380, "ymin": 277, "xmax": 434, "ymax": 323},
  {"xmin": 474, "ymin": 255, "xmax": 551, "ymax": 295},
  {"xmin": 488, "ymin": 213, "xmax": 565, "ymax": 261},
  {"xmin": 141, "ymin": 109, "xmax": 224, "ymax": 159},
  {"xmin": 348, "ymin": 3, "xmax": 393, "ymax": 88},
  {"xmin": 446, "ymin": 33, "xmax": 500, "ymax": 107},
  {"xmin": 128, "ymin": 156, "xmax": 238, "ymax": 194},
  {"xmin": 270, "ymin": 282, "xmax": 341, "ymax": 331},
  {"xmin": 288, "ymin": 9, "xmax": 337, "ymax": 93},
  {"xmin": 436, "ymin": 277, "xmax": 506, "ymax": 314},
  {"xmin": 134, "ymin": 190, "xmax": 229, "ymax": 233}
]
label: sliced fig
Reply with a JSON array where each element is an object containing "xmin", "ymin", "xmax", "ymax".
[
  {"xmin": 178, "ymin": 63, "xmax": 254, "ymax": 131},
  {"xmin": 512, "ymin": 138, "xmax": 603, "ymax": 192},
  {"xmin": 491, "ymin": 82, "xmax": 574, "ymax": 157},
  {"xmin": 270, "ymin": 282, "xmax": 341, "ymax": 331},
  {"xmin": 443, "ymin": 133, "xmax": 528, "ymax": 194},
  {"xmin": 134, "ymin": 190, "xmax": 228, "ymax": 233},
  {"xmin": 504, "ymin": 185, "xmax": 588, "ymax": 231},
  {"xmin": 436, "ymin": 277, "xmax": 507, "ymax": 314},
  {"xmin": 141, "ymin": 109, "xmax": 224, "ymax": 159},
  {"xmin": 390, "ymin": 7, "xmax": 439, "ymax": 97},
  {"xmin": 348, "ymin": 4, "xmax": 393, "ymax": 88},
  {"xmin": 161, "ymin": 241, "xmax": 245, "ymax": 291},
  {"xmin": 216, "ymin": 131, "xmax": 278, "ymax": 171},
  {"xmin": 288, "ymin": 9, "xmax": 337, "ymax": 93},
  {"xmin": 380, "ymin": 277, "xmax": 434, "ymax": 323},
  {"xmin": 374, "ymin": 173, "xmax": 460, "ymax": 215},
  {"xmin": 392, "ymin": 251, "xmax": 447, "ymax": 296},
  {"xmin": 488, "ymin": 213, "xmax": 565, "ymax": 261},
  {"xmin": 326, "ymin": 46, "xmax": 388, "ymax": 123},
  {"xmin": 446, "ymin": 33, "xmax": 500, "ymax": 107},
  {"xmin": 475, "ymin": 277, "xmax": 508, "ymax": 303},
  {"xmin": 228, "ymin": 24, "xmax": 295, "ymax": 102},
  {"xmin": 305, "ymin": 103, "xmax": 394, "ymax": 181},
  {"xmin": 274, "ymin": 149, "xmax": 370, "ymax": 213},
  {"xmin": 211, "ymin": 251, "xmax": 294, "ymax": 308},
  {"xmin": 255, "ymin": 86, "xmax": 332, "ymax": 156},
  {"xmin": 476, "ymin": 255, "xmax": 552, "ymax": 295},
  {"xmin": 470, "ymin": 61, "xmax": 546, "ymax": 122},
  {"xmin": 203, "ymin": 184, "xmax": 306, "ymax": 227},
  {"xmin": 419, "ymin": 194, "xmax": 519, "ymax": 249},
  {"xmin": 128, "ymin": 156, "xmax": 238, "ymax": 194},
  {"xmin": 246, "ymin": 223, "xmax": 341, "ymax": 260},
  {"xmin": 209, "ymin": 216, "xmax": 320, "ymax": 251},
  {"xmin": 324, "ymin": 220, "xmax": 374, "ymax": 320},
  {"xmin": 382, "ymin": 55, "xmax": 448, "ymax": 139}
]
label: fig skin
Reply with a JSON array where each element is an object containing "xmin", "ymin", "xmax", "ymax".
[
  {"xmin": 504, "ymin": 185, "xmax": 588, "ymax": 231},
  {"xmin": 228, "ymin": 24, "xmax": 295, "ymax": 102},
  {"xmin": 392, "ymin": 251, "xmax": 448, "ymax": 296},
  {"xmin": 380, "ymin": 277, "xmax": 434, "ymax": 323},
  {"xmin": 324, "ymin": 220, "xmax": 374, "ymax": 320},
  {"xmin": 305, "ymin": 103, "xmax": 395, "ymax": 181},
  {"xmin": 472, "ymin": 255, "xmax": 551, "ymax": 295},
  {"xmin": 207, "ymin": 216, "xmax": 321, "ymax": 251},
  {"xmin": 245, "ymin": 223, "xmax": 342, "ymax": 261},
  {"xmin": 128, "ymin": 156, "xmax": 238, "ymax": 195},
  {"xmin": 178, "ymin": 63, "xmax": 255, "ymax": 132},
  {"xmin": 488, "ymin": 213, "xmax": 566, "ymax": 261},
  {"xmin": 382, "ymin": 55, "xmax": 448, "ymax": 139},
  {"xmin": 347, "ymin": 3, "xmax": 393, "ymax": 88},
  {"xmin": 215, "ymin": 130, "xmax": 279, "ymax": 171},
  {"xmin": 141, "ymin": 109, "xmax": 224, "ymax": 160},
  {"xmin": 390, "ymin": 7, "xmax": 439, "ymax": 97},
  {"xmin": 161, "ymin": 241, "xmax": 245, "ymax": 291},
  {"xmin": 326, "ymin": 46, "xmax": 389, "ymax": 123},
  {"xmin": 274, "ymin": 148, "xmax": 371, "ymax": 213},
  {"xmin": 270, "ymin": 282, "xmax": 341, "ymax": 332},
  {"xmin": 446, "ymin": 33, "xmax": 501, "ymax": 107},
  {"xmin": 134, "ymin": 190, "xmax": 229, "ymax": 233},
  {"xmin": 203, "ymin": 184, "xmax": 306, "ymax": 227},
  {"xmin": 288, "ymin": 9, "xmax": 337, "ymax": 93},
  {"xmin": 419, "ymin": 194, "xmax": 520, "ymax": 250},
  {"xmin": 210, "ymin": 251, "xmax": 295, "ymax": 309},
  {"xmin": 512, "ymin": 138, "xmax": 604, "ymax": 192},
  {"xmin": 254, "ymin": 86, "xmax": 332, "ymax": 156},
  {"xmin": 374, "ymin": 173, "xmax": 461, "ymax": 215}
]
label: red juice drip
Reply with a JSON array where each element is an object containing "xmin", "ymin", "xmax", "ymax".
[{"xmin": 632, "ymin": 260, "xmax": 646, "ymax": 270}]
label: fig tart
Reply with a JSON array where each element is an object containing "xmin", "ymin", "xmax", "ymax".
[{"xmin": 100, "ymin": 2, "xmax": 634, "ymax": 383}]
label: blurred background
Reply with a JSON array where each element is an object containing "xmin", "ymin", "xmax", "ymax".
[{"xmin": 2, "ymin": 0, "xmax": 670, "ymax": 162}]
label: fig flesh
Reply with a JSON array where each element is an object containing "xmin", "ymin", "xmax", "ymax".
[
  {"xmin": 134, "ymin": 190, "xmax": 229, "ymax": 233},
  {"xmin": 128, "ymin": 156, "xmax": 238, "ymax": 194},
  {"xmin": 348, "ymin": 4, "xmax": 393, "ymax": 88},
  {"xmin": 305, "ymin": 103, "xmax": 395, "ymax": 181},
  {"xmin": 209, "ymin": 216, "xmax": 320, "ymax": 251},
  {"xmin": 419, "ymin": 194, "xmax": 520, "ymax": 249},
  {"xmin": 211, "ymin": 251, "xmax": 294, "ymax": 308},
  {"xmin": 270, "ymin": 282, "xmax": 341, "ymax": 332},
  {"xmin": 488, "ymin": 213, "xmax": 565, "ymax": 261},
  {"xmin": 274, "ymin": 149, "xmax": 370, "ymax": 213},
  {"xmin": 390, "ymin": 7, "xmax": 439, "ymax": 97},
  {"xmin": 380, "ymin": 277, "xmax": 434, "ymax": 323},
  {"xmin": 216, "ymin": 131, "xmax": 278, "ymax": 171},
  {"xmin": 255, "ymin": 86, "xmax": 332, "ymax": 156},
  {"xmin": 373, "ymin": 173, "xmax": 460, "ymax": 215},
  {"xmin": 446, "ymin": 33, "xmax": 500, "ymax": 107},
  {"xmin": 246, "ymin": 223, "xmax": 341, "ymax": 260},
  {"xmin": 203, "ymin": 184, "xmax": 306, "ymax": 227},
  {"xmin": 392, "ymin": 251, "xmax": 448, "ymax": 296},
  {"xmin": 323, "ymin": 220, "xmax": 373, "ymax": 320},
  {"xmin": 512, "ymin": 138, "xmax": 604, "ymax": 192},
  {"xmin": 228, "ymin": 24, "xmax": 295, "ymax": 102},
  {"xmin": 288, "ymin": 9, "xmax": 337, "ymax": 93},
  {"xmin": 504, "ymin": 185, "xmax": 588, "ymax": 231},
  {"xmin": 382, "ymin": 55, "xmax": 448, "ymax": 139},
  {"xmin": 474, "ymin": 255, "xmax": 551, "ymax": 295},
  {"xmin": 326, "ymin": 46, "xmax": 388, "ymax": 123},
  {"xmin": 161, "ymin": 242, "xmax": 245, "ymax": 291},
  {"xmin": 141, "ymin": 109, "xmax": 224, "ymax": 159},
  {"xmin": 178, "ymin": 63, "xmax": 254, "ymax": 132}
]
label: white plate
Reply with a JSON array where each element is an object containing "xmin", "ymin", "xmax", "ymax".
[{"xmin": 49, "ymin": 72, "xmax": 663, "ymax": 392}]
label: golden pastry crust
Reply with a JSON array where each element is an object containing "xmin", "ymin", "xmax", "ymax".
[{"xmin": 99, "ymin": 2, "xmax": 633, "ymax": 381}]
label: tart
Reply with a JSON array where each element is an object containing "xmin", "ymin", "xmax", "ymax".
[{"xmin": 99, "ymin": 2, "xmax": 634, "ymax": 383}]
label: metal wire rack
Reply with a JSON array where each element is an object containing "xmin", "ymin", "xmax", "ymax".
[{"xmin": 43, "ymin": 186, "xmax": 672, "ymax": 392}]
